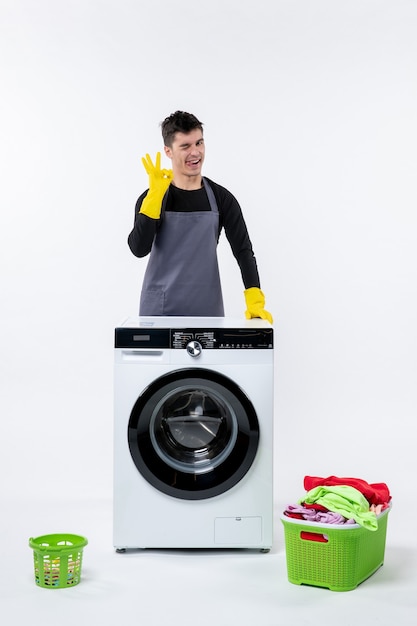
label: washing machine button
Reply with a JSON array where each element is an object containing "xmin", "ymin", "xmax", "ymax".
[{"xmin": 186, "ymin": 340, "xmax": 203, "ymax": 357}]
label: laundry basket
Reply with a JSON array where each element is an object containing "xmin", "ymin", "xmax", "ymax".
[
  {"xmin": 281, "ymin": 506, "xmax": 390, "ymax": 591},
  {"xmin": 29, "ymin": 533, "xmax": 88, "ymax": 589}
]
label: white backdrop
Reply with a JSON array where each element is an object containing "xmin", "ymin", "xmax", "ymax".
[{"xmin": 1, "ymin": 0, "xmax": 416, "ymax": 531}]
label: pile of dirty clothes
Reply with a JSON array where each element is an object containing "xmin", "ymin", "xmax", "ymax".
[{"xmin": 283, "ymin": 475, "xmax": 392, "ymax": 531}]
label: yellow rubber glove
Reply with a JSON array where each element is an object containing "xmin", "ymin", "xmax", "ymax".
[
  {"xmin": 139, "ymin": 152, "xmax": 173, "ymax": 219},
  {"xmin": 244, "ymin": 287, "xmax": 273, "ymax": 324}
]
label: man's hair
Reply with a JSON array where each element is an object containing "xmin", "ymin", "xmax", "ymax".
[{"xmin": 161, "ymin": 111, "xmax": 204, "ymax": 147}]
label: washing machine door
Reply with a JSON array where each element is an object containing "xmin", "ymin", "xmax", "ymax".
[{"xmin": 128, "ymin": 368, "xmax": 259, "ymax": 500}]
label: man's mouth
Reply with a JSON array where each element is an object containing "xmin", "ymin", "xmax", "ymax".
[{"xmin": 186, "ymin": 158, "xmax": 201, "ymax": 167}]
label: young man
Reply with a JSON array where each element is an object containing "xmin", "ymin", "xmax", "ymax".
[{"xmin": 128, "ymin": 110, "xmax": 272, "ymax": 322}]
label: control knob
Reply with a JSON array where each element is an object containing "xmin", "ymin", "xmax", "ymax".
[{"xmin": 186, "ymin": 340, "xmax": 203, "ymax": 357}]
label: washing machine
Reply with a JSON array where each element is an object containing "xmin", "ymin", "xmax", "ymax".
[{"xmin": 113, "ymin": 316, "xmax": 274, "ymax": 551}]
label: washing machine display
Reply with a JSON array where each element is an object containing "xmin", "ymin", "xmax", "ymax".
[
  {"xmin": 113, "ymin": 317, "xmax": 274, "ymax": 550},
  {"xmin": 128, "ymin": 368, "xmax": 259, "ymax": 499}
]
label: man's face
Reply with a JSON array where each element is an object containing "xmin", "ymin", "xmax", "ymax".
[{"xmin": 164, "ymin": 129, "xmax": 205, "ymax": 179}]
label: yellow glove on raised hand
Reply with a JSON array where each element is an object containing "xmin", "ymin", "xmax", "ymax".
[
  {"xmin": 244, "ymin": 287, "xmax": 273, "ymax": 324},
  {"xmin": 139, "ymin": 152, "xmax": 173, "ymax": 219}
]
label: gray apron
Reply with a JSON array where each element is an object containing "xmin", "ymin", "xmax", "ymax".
[{"xmin": 139, "ymin": 179, "xmax": 224, "ymax": 316}]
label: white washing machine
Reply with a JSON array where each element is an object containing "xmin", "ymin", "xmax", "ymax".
[{"xmin": 113, "ymin": 316, "xmax": 274, "ymax": 551}]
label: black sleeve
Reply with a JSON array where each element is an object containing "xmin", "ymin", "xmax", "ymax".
[
  {"xmin": 127, "ymin": 191, "xmax": 159, "ymax": 258},
  {"xmin": 210, "ymin": 181, "xmax": 261, "ymax": 289}
]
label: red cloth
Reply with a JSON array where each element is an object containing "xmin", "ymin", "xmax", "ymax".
[
  {"xmin": 283, "ymin": 511, "xmax": 305, "ymax": 520},
  {"xmin": 302, "ymin": 502, "xmax": 329, "ymax": 512},
  {"xmin": 303, "ymin": 475, "xmax": 391, "ymax": 506}
]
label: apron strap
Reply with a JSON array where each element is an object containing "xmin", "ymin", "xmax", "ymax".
[{"xmin": 202, "ymin": 178, "xmax": 219, "ymax": 214}]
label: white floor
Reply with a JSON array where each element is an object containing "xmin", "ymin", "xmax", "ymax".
[{"xmin": 2, "ymin": 495, "xmax": 416, "ymax": 626}]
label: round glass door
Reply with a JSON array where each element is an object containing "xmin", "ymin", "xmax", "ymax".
[{"xmin": 128, "ymin": 368, "xmax": 259, "ymax": 499}]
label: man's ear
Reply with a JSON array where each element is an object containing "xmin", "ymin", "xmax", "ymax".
[{"xmin": 164, "ymin": 145, "xmax": 172, "ymax": 159}]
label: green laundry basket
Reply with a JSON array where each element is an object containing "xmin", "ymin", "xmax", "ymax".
[
  {"xmin": 29, "ymin": 533, "xmax": 88, "ymax": 589},
  {"xmin": 281, "ymin": 506, "xmax": 390, "ymax": 591}
]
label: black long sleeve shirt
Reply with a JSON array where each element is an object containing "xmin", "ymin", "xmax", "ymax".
[{"xmin": 127, "ymin": 177, "xmax": 261, "ymax": 289}]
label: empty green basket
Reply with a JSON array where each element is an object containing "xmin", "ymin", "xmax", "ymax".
[{"xmin": 29, "ymin": 533, "xmax": 88, "ymax": 589}]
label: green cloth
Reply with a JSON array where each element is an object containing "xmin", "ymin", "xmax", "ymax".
[{"xmin": 300, "ymin": 484, "xmax": 378, "ymax": 531}]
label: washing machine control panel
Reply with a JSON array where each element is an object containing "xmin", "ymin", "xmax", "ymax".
[
  {"xmin": 115, "ymin": 327, "xmax": 273, "ymax": 349},
  {"xmin": 172, "ymin": 331, "xmax": 216, "ymax": 350},
  {"xmin": 171, "ymin": 329, "xmax": 273, "ymax": 349}
]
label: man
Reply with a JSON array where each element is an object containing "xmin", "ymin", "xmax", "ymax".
[{"xmin": 128, "ymin": 110, "xmax": 272, "ymax": 322}]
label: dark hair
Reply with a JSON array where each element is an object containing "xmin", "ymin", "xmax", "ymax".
[{"xmin": 161, "ymin": 111, "xmax": 204, "ymax": 147}]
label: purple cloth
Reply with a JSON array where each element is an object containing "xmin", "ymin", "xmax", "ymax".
[{"xmin": 284, "ymin": 504, "xmax": 355, "ymax": 525}]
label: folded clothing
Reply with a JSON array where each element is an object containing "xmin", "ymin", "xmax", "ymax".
[
  {"xmin": 303, "ymin": 475, "xmax": 391, "ymax": 506},
  {"xmin": 300, "ymin": 484, "xmax": 379, "ymax": 531},
  {"xmin": 283, "ymin": 504, "xmax": 355, "ymax": 525},
  {"xmin": 283, "ymin": 475, "xmax": 391, "ymax": 531}
]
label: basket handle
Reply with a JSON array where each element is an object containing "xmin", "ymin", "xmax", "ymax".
[{"xmin": 300, "ymin": 530, "xmax": 328, "ymax": 543}]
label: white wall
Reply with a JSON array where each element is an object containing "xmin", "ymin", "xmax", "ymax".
[{"xmin": 1, "ymin": 1, "xmax": 416, "ymax": 517}]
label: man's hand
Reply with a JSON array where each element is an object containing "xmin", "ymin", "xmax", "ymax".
[
  {"xmin": 139, "ymin": 152, "xmax": 173, "ymax": 219},
  {"xmin": 244, "ymin": 288, "xmax": 273, "ymax": 324}
]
